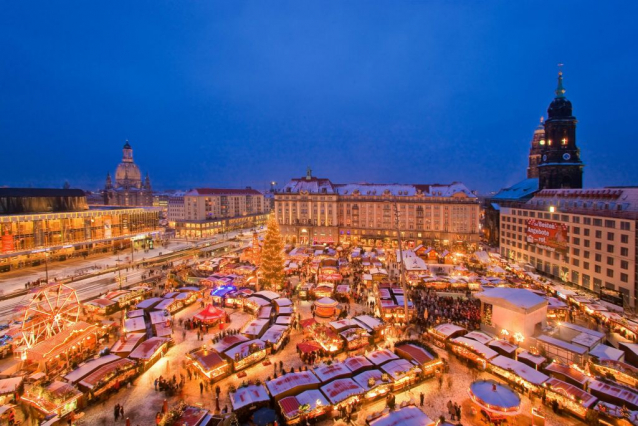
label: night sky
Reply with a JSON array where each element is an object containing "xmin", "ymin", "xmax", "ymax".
[{"xmin": 1, "ymin": 2, "xmax": 637, "ymax": 193}]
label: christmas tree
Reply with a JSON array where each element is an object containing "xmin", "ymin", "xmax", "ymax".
[{"xmin": 259, "ymin": 215, "xmax": 285, "ymax": 290}]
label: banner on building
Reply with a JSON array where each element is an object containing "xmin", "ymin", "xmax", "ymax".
[
  {"xmin": 104, "ymin": 218, "xmax": 112, "ymax": 239},
  {"xmin": 525, "ymin": 219, "xmax": 568, "ymax": 253},
  {"xmin": 1, "ymin": 231, "xmax": 13, "ymax": 253}
]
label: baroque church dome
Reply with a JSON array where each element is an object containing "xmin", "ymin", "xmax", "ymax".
[{"xmin": 114, "ymin": 141, "xmax": 142, "ymax": 189}]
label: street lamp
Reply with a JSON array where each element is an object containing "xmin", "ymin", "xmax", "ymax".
[
  {"xmin": 44, "ymin": 249, "xmax": 50, "ymax": 284},
  {"xmin": 388, "ymin": 200, "xmax": 409, "ymax": 323}
]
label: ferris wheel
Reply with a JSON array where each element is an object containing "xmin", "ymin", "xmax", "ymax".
[{"xmin": 21, "ymin": 282, "xmax": 81, "ymax": 348}]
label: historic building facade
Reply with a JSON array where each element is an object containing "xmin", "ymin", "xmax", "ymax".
[
  {"xmin": 275, "ymin": 169, "xmax": 480, "ymax": 246},
  {"xmin": 103, "ymin": 141, "xmax": 153, "ymax": 206},
  {"xmin": 499, "ymin": 188, "xmax": 638, "ymax": 308},
  {"xmin": 169, "ymin": 188, "xmax": 268, "ymax": 238}
]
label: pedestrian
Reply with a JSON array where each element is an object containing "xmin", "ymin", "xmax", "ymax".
[
  {"xmin": 120, "ymin": 405, "xmax": 124, "ymax": 418},
  {"xmin": 420, "ymin": 391, "xmax": 424, "ymax": 407},
  {"xmin": 154, "ymin": 378, "xmax": 158, "ymax": 391},
  {"xmin": 200, "ymin": 381, "xmax": 204, "ymax": 394},
  {"xmin": 215, "ymin": 384, "xmax": 221, "ymax": 398},
  {"xmin": 455, "ymin": 403, "xmax": 462, "ymax": 422},
  {"xmin": 114, "ymin": 403, "xmax": 120, "ymax": 421}
]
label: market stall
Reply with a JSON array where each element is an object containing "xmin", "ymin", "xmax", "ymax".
[
  {"xmin": 110, "ymin": 332, "xmax": 146, "ymax": 357},
  {"xmin": 260, "ymin": 325, "xmax": 289, "ymax": 352},
  {"xmin": 0, "ymin": 377, "xmax": 22, "ymax": 406},
  {"xmin": 242, "ymin": 319, "xmax": 270, "ymax": 339},
  {"xmin": 353, "ymin": 369, "xmax": 391, "ymax": 400},
  {"xmin": 380, "ymin": 359, "xmax": 419, "ymax": 390},
  {"xmin": 77, "ymin": 357, "xmax": 137, "ymax": 399},
  {"xmin": 230, "ymin": 384, "xmax": 270, "ymax": 421},
  {"xmin": 320, "ymin": 378, "xmax": 364, "ymax": 407},
  {"xmin": 187, "ymin": 347, "xmax": 231, "ymax": 381},
  {"xmin": 313, "ymin": 363, "xmax": 352, "ymax": 383},
  {"xmin": 394, "ymin": 343, "xmax": 442, "ymax": 377},
  {"xmin": 21, "ymin": 380, "xmax": 82, "ymax": 420},
  {"xmin": 365, "ymin": 349, "xmax": 399, "ymax": 367},
  {"xmin": 266, "ymin": 371, "xmax": 321, "ymax": 401},
  {"xmin": 449, "ymin": 336, "xmax": 498, "ymax": 369},
  {"xmin": 278, "ymin": 389, "xmax": 330, "ymax": 425},
  {"xmin": 543, "ymin": 377, "xmax": 597, "ymax": 418},
  {"xmin": 343, "ymin": 356, "xmax": 374, "ymax": 374},
  {"xmin": 366, "ymin": 405, "xmax": 434, "ymax": 426},
  {"xmin": 489, "ymin": 355, "xmax": 548, "ymax": 393},
  {"xmin": 128, "ymin": 337, "xmax": 171, "ymax": 370},
  {"xmin": 222, "ymin": 339, "xmax": 267, "ymax": 371}
]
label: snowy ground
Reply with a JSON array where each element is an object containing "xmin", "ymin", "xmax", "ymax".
[{"xmin": 74, "ymin": 295, "xmax": 586, "ymax": 426}]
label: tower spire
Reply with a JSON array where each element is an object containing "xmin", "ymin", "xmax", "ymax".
[{"xmin": 555, "ymin": 64, "xmax": 566, "ymax": 98}]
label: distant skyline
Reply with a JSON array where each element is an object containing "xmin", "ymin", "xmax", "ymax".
[{"xmin": 1, "ymin": 2, "xmax": 637, "ymax": 194}]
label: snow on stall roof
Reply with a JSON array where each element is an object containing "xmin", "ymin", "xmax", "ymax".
[
  {"xmin": 365, "ymin": 349, "xmax": 399, "ymax": 366},
  {"xmin": 490, "ymin": 355, "xmax": 548, "ymax": 385},
  {"xmin": 560, "ymin": 322, "xmax": 605, "ymax": 339},
  {"xmin": 279, "ymin": 389, "xmax": 329, "ymax": 419},
  {"xmin": 79, "ymin": 358, "xmax": 136, "ymax": 390},
  {"xmin": 537, "ymin": 335, "xmax": 588, "ymax": 355},
  {"xmin": 223, "ymin": 339, "xmax": 265, "ymax": 360},
  {"xmin": 242, "ymin": 319, "xmax": 270, "ymax": 337},
  {"xmin": 464, "ymin": 331, "xmax": 494, "ymax": 345},
  {"xmin": 111, "ymin": 332, "xmax": 146, "ymax": 354},
  {"xmin": 320, "ymin": 378, "xmax": 364, "ymax": 405},
  {"xmin": 230, "ymin": 384, "xmax": 270, "ymax": 410},
  {"xmin": 544, "ymin": 378, "xmax": 597, "ymax": 409},
  {"xmin": 260, "ymin": 325, "xmax": 288, "ymax": 344},
  {"xmin": 545, "ymin": 362, "xmax": 589, "ymax": 385},
  {"xmin": 63, "ymin": 354, "xmax": 121, "ymax": 384},
  {"xmin": 380, "ymin": 359, "xmax": 417, "ymax": 380},
  {"xmin": 353, "ymin": 369, "xmax": 385, "ymax": 391},
  {"xmin": 329, "ymin": 318, "xmax": 359, "ymax": 332},
  {"xmin": 589, "ymin": 380, "xmax": 638, "ymax": 407},
  {"xmin": 434, "ymin": 323, "xmax": 467, "ymax": 338},
  {"xmin": 451, "ymin": 337, "xmax": 499, "ymax": 360},
  {"xmin": 589, "ymin": 344, "xmax": 624, "ymax": 361},
  {"xmin": 149, "ymin": 310, "xmax": 170, "ymax": 325},
  {"xmin": 476, "ymin": 287, "xmax": 547, "ymax": 310},
  {"xmin": 343, "ymin": 356, "xmax": 374, "ymax": 373},
  {"xmin": 275, "ymin": 316, "xmax": 292, "ymax": 326},
  {"xmin": 129, "ymin": 337, "xmax": 170, "ymax": 360},
  {"xmin": 278, "ymin": 306, "xmax": 294, "ymax": 315},
  {"xmin": 212, "ymin": 335, "xmax": 250, "ymax": 353},
  {"xmin": 266, "ymin": 371, "xmax": 321, "ymax": 398},
  {"xmin": 124, "ymin": 317, "xmax": 146, "ymax": 332},
  {"xmin": 517, "ymin": 351, "xmax": 546, "ymax": 365},
  {"xmin": 274, "ymin": 298, "xmax": 292, "ymax": 307},
  {"xmin": 354, "ymin": 315, "xmax": 383, "ymax": 331},
  {"xmin": 0, "ymin": 377, "xmax": 22, "ymax": 394},
  {"xmin": 572, "ymin": 332, "xmax": 602, "ymax": 349},
  {"xmin": 488, "ymin": 339, "xmax": 518, "ymax": 354},
  {"xmin": 245, "ymin": 296, "xmax": 270, "ymax": 307},
  {"xmin": 368, "ymin": 405, "xmax": 434, "ymax": 426},
  {"xmin": 258, "ymin": 306, "xmax": 272, "ymax": 319},
  {"xmin": 313, "ymin": 363, "xmax": 352, "ymax": 383}
]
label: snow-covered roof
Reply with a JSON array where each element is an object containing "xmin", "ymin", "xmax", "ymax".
[
  {"xmin": 589, "ymin": 380, "xmax": 638, "ymax": 407},
  {"xmin": 334, "ymin": 182, "xmax": 476, "ymax": 198},
  {"xmin": 490, "ymin": 355, "xmax": 548, "ymax": 385},
  {"xmin": 464, "ymin": 331, "xmax": 494, "ymax": 345},
  {"xmin": 274, "ymin": 298, "xmax": 292, "ymax": 307},
  {"xmin": 368, "ymin": 405, "xmax": 434, "ymax": 426},
  {"xmin": 488, "ymin": 339, "xmax": 518, "ymax": 354},
  {"xmin": 589, "ymin": 344, "xmax": 624, "ymax": 362},
  {"xmin": 451, "ymin": 337, "xmax": 499, "ymax": 360},
  {"xmin": 266, "ymin": 371, "xmax": 321, "ymax": 398},
  {"xmin": 491, "ymin": 178, "xmax": 539, "ymax": 202},
  {"xmin": 352, "ymin": 369, "xmax": 385, "ymax": 391},
  {"xmin": 275, "ymin": 315, "xmax": 292, "ymax": 326},
  {"xmin": 278, "ymin": 389, "xmax": 329, "ymax": 420},
  {"xmin": 129, "ymin": 337, "xmax": 170, "ymax": 360},
  {"xmin": 110, "ymin": 332, "xmax": 146, "ymax": 354},
  {"xmin": 433, "ymin": 323, "xmax": 467, "ymax": 339},
  {"xmin": 242, "ymin": 319, "xmax": 270, "ymax": 338},
  {"xmin": 124, "ymin": 317, "xmax": 146, "ymax": 332},
  {"xmin": 281, "ymin": 177, "xmax": 336, "ymax": 194},
  {"xmin": 230, "ymin": 384, "xmax": 270, "ymax": 410},
  {"xmin": 64, "ymin": 354, "xmax": 121, "ymax": 384},
  {"xmin": 320, "ymin": 378, "xmax": 364, "ymax": 405},
  {"xmin": 329, "ymin": 318, "xmax": 359, "ymax": 332},
  {"xmin": 343, "ymin": 356, "xmax": 374, "ymax": 373},
  {"xmin": 517, "ymin": 351, "xmax": 546, "ymax": 365},
  {"xmin": 365, "ymin": 349, "xmax": 399, "ymax": 366},
  {"xmin": 211, "ymin": 335, "xmax": 250, "ymax": 353},
  {"xmin": 544, "ymin": 378, "xmax": 597, "ymax": 409},
  {"xmin": 380, "ymin": 358, "xmax": 417, "ymax": 380},
  {"xmin": 261, "ymin": 325, "xmax": 288, "ymax": 344},
  {"xmin": 354, "ymin": 315, "xmax": 383, "ymax": 331},
  {"xmin": 253, "ymin": 290, "xmax": 280, "ymax": 301},
  {"xmin": 537, "ymin": 334, "xmax": 587, "ymax": 355},
  {"xmin": 476, "ymin": 287, "xmax": 547, "ymax": 311},
  {"xmin": 223, "ymin": 339, "xmax": 265, "ymax": 360},
  {"xmin": 313, "ymin": 363, "xmax": 352, "ymax": 383}
]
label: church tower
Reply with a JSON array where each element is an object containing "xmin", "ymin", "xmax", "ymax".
[
  {"xmin": 527, "ymin": 117, "xmax": 545, "ymax": 179},
  {"xmin": 538, "ymin": 71, "xmax": 584, "ymax": 190}
]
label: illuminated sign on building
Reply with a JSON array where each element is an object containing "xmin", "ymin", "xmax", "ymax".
[{"xmin": 525, "ymin": 219, "xmax": 568, "ymax": 254}]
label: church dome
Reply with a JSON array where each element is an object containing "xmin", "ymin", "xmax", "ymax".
[{"xmin": 115, "ymin": 162, "xmax": 142, "ymax": 188}]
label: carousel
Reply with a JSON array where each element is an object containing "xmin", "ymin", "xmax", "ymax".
[
  {"xmin": 468, "ymin": 380, "xmax": 521, "ymax": 421},
  {"xmin": 314, "ymin": 298, "xmax": 339, "ymax": 318}
]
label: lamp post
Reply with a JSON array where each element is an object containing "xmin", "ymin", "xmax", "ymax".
[
  {"xmin": 389, "ymin": 200, "xmax": 409, "ymax": 323},
  {"xmin": 44, "ymin": 250, "xmax": 49, "ymax": 284}
]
